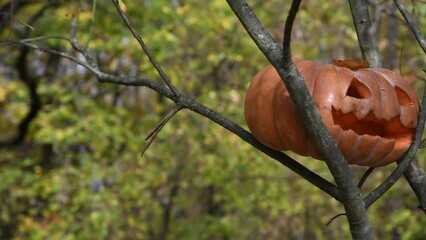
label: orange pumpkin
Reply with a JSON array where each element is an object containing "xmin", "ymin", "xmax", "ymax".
[{"xmin": 244, "ymin": 59, "xmax": 420, "ymax": 167}]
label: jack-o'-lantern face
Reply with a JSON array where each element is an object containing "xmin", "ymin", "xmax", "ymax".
[{"xmin": 244, "ymin": 59, "xmax": 419, "ymax": 167}]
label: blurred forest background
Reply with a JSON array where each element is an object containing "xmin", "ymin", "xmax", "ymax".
[{"xmin": 1, "ymin": 0, "xmax": 426, "ymax": 239}]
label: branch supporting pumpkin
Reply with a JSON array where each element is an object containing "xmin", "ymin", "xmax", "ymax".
[
  {"xmin": 404, "ymin": 158, "xmax": 426, "ymax": 213},
  {"xmin": 281, "ymin": 1, "xmax": 373, "ymax": 239},
  {"xmin": 347, "ymin": 0, "xmax": 382, "ymax": 68}
]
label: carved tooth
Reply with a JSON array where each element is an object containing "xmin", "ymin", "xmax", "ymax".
[
  {"xmin": 351, "ymin": 135, "xmax": 380, "ymax": 165},
  {"xmin": 339, "ymin": 97, "xmax": 356, "ymax": 114},
  {"xmin": 339, "ymin": 97, "xmax": 372, "ymax": 120},
  {"xmin": 335, "ymin": 129, "xmax": 359, "ymax": 165},
  {"xmin": 329, "ymin": 125, "xmax": 343, "ymax": 138},
  {"xmin": 400, "ymin": 107, "xmax": 418, "ymax": 128},
  {"xmin": 353, "ymin": 99, "xmax": 372, "ymax": 120}
]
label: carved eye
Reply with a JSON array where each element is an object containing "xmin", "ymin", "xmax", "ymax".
[
  {"xmin": 346, "ymin": 78, "xmax": 371, "ymax": 99},
  {"xmin": 395, "ymin": 86, "xmax": 414, "ymax": 106}
]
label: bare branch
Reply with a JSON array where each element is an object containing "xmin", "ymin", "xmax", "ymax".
[
  {"xmin": 404, "ymin": 159, "xmax": 426, "ymax": 213},
  {"xmin": 348, "ymin": 0, "xmax": 382, "ymax": 67},
  {"xmin": 394, "ymin": 0, "xmax": 426, "ymax": 54},
  {"xmin": 0, "ymin": 38, "xmax": 100, "ymax": 74},
  {"xmin": 281, "ymin": 1, "xmax": 373, "ymax": 239},
  {"xmin": 326, "ymin": 213, "xmax": 347, "ymax": 226},
  {"xmin": 282, "ymin": 0, "xmax": 300, "ymax": 59},
  {"xmin": 358, "ymin": 168, "xmax": 375, "ymax": 189},
  {"xmin": 111, "ymin": 0, "xmax": 179, "ymax": 97},
  {"xmin": 141, "ymin": 106, "xmax": 183, "ymax": 157}
]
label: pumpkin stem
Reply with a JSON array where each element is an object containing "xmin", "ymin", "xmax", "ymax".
[{"xmin": 333, "ymin": 59, "xmax": 370, "ymax": 70}]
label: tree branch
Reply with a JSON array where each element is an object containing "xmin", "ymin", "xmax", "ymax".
[
  {"xmin": 347, "ymin": 0, "xmax": 382, "ymax": 67},
  {"xmin": 404, "ymin": 159, "xmax": 426, "ymax": 213},
  {"xmin": 141, "ymin": 106, "xmax": 183, "ymax": 157},
  {"xmin": 394, "ymin": 0, "xmax": 426, "ymax": 54},
  {"xmin": 280, "ymin": 1, "xmax": 373, "ymax": 239},
  {"xmin": 358, "ymin": 168, "xmax": 375, "ymax": 189}
]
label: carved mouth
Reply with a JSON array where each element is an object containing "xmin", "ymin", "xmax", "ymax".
[
  {"xmin": 332, "ymin": 109, "xmax": 410, "ymax": 138},
  {"xmin": 330, "ymin": 108, "xmax": 414, "ymax": 166}
]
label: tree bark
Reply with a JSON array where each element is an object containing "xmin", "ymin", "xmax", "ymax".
[{"xmin": 347, "ymin": 0, "xmax": 382, "ymax": 67}]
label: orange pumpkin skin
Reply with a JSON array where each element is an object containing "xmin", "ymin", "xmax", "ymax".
[{"xmin": 244, "ymin": 59, "xmax": 420, "ymax": 167}]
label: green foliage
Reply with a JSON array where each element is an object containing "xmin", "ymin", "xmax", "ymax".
[{"xmin": 0, "ymin": 0, "xmax": 425, "ymax": 239}]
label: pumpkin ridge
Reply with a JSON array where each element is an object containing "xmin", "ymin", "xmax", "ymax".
[
  {"xmin": 356, "ymin": 135, "xmax": 381, "ymax": 165},
  {"xmin": 364, "ymin": 141, "xmax": 395, "ymax": 167},
  {"xmin": 374, "ymin": 70, "xmax": 419, "ymax": 127},
  {"xmin": 308, "ymin": 62, "xmax": 322, "ymax": 95},
  {"xmin": 272, "ymin": 80, "xmax": 291, "ymax": 149},
  {"xmin": 374, "ymin": 70, "xmax": 402, "ymax": 121}
]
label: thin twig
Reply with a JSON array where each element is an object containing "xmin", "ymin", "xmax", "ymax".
[
  {"xmin": 111, "ymin": 0, "xmax": 179, "ymax": 97},
  {"xmin": 141, "ymin": 106, "xmax": 183, "ymax": 157},
  {"xmin": 366, "ymin": 0, "xmax": 407, "ymax": 25},
  {"xmin": 68, "ymin": 11, "xmax": 98, "ymax": 69},
  {"xmin": 394, "ymin": 0, "xmax": 426, "ymax": 54},
  {"xmin": 326, "ymin": 213, "xmax": 347, "ymax": 226},
  {"xmin": 0, "ymin": 38, "xmax": 100, "ymax": 74},
  {"xmin": 282, "ymin": 0, "xmax": 300, "ymax": 59},
  {"xmin": 0, "ymin": 35, "xmax": 70, "ymax": 45},
  {"xmin": 358, "ymin": 167, "xmax": 375, "ymax": 189}
]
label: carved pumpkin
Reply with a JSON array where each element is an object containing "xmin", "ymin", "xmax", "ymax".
[{"xmin": 244, "ymin": 59, "xmax": 419, "ymax": 167}]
